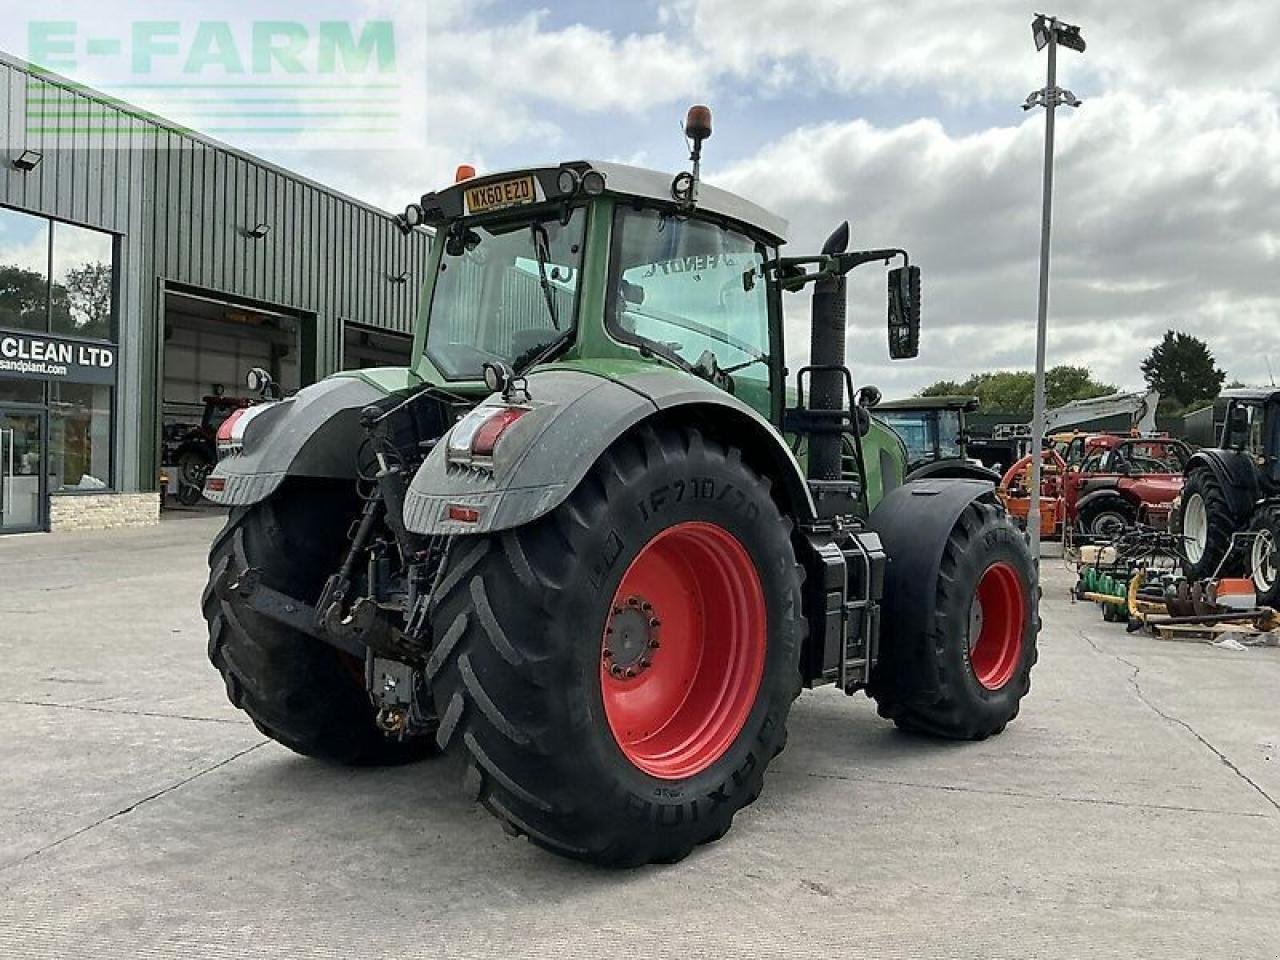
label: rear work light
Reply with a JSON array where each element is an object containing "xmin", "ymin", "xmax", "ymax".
[{"xmin": 446, "ymin": 406, "xmax": 528, "ymax": 466}]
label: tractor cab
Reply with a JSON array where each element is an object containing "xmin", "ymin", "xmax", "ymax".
[
  {"xmin": 1218, "ymin": 388, "xmax": 1280, "ymax": 485},
  {"xmin": 872, "ymin": 395, "xmax": 999, "ymax": 482},
  {"xmin": 398, "ymin": 141, "xmax": 921, "ymax": 515},
  {"xmin": 403, "ymin": 159, "xmax": 789, "ymax": 422}
]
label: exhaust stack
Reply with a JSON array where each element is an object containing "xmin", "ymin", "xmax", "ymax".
[{"xmin": 807, "ymin": 221, "xmax": 851, "ymax": 483}]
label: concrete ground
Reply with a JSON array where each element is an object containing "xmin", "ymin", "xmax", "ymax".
[{"xmin": 1, "ymin": 516, "xmax": 1278, "ymax": 959}]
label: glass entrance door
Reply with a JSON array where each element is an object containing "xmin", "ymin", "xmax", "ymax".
[{"xmin": 0, "ymin": 410, "xmax": 45, "ymax": 533}]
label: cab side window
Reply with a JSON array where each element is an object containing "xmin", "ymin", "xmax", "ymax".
[{"xmin": 607, "ymin": 207, "xmax": 773, "ymax": 413}]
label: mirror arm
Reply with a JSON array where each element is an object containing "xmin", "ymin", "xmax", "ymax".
[
  {"xmin": 832, "ymin": 247, "xmax": 909, "ymax": 274},
  {"xmin": 769, "ymin": 248, "xmax": 909, "ymax": 292}
]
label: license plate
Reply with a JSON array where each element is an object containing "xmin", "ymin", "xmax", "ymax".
[{"xmin": 464, "ymin": 175, "xmax": 537, "ymax": 215}]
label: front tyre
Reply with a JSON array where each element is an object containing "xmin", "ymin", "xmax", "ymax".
[
  {"xmin": 425, "ymin": 425, "xmax": 804, "ymax": 867},
  {"xmin": 1181, "ymin": 469, "xmax": 1240, "ymax": 580},
  {"xmin": 1248, "ymin": 505, "xmax": 1279, "ymax": 607},
  {"xmin": 871, "ymin": 498, "xmax": 1039, "ymax": 740}
]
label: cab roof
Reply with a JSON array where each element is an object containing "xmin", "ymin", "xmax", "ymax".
[
  {"xmin": 1221, "ymin": 387, "xmax": 1280, "ymax": 403},
  {"xmin": 877, "ymin": 395, "xmax": 980, "ymax": 413},
  {"xmin": 421, "ymin": 160, "xmax": 789, "ymax": 245},
  {"xmin": 585, "ymin": 161, "xmax": 788, "ymax": 243}
]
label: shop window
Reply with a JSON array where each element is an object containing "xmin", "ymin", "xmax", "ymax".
[
  {"xmin": 0, "ymin": 208, "xmax": 50, "ymax": 333},
  {"xmin": 0, "ymin": 379, "xmax": 44, "ymax": 404},
  {"xmin": 51, "ymin": 223, "xmax": 115, "ymax": 340},
  {"xmin": 49, "ymin": 382, "xmax": 113, "ymax": 491}
]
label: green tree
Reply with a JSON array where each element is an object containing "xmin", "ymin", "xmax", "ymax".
[
  {"xmin": 1140, "ymin": 331, "xmax": 1225, "ymax": 415},
  {"xmin": 918, "ymin": 379, "xmax": 963, "ymax": 397},
  {"xmin": 916, "ymin": 366, "xmax": 1115, "ymax": 414},
  {"xmin": 54, "ymin": 261, "xmax": 113, "ymax": 339},
  {"xmin": 0, "ymin": 265, "xmax": 50, "ymax": 330}
]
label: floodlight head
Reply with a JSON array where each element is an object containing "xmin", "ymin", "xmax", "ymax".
[
  {"xmin": 1031, "ymin": 14, "xmax": 1086, "ymax": 53},
  {"xmin": 13, "ymin": 149, "xmax": 42, "ymax": 171},
  {"xmin": 1031, "ymin": 15, "xmax": 1050, "ymax": 51},
  {"xmin": 1056, "ymin": 23, "xmax": 1086, "ymax": 52}
]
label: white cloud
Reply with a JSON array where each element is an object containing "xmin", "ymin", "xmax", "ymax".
[
  {"xmin": 38, "ymin": 0, "xmax": 1271, "ymax": 398},
  {"xmin": 715, "ymin": 88, "xmax": 1280, "ymax": 396}
]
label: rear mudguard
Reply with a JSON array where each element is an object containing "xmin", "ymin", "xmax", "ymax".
[
  {"xmin": 865, "ymin": 478, "xmax": 1008, "ymax": 697},
  {"xmin": 1185, "ymin": 449, "xmax": 1258, "ymax": 522},
  {"xmin": 402, "ymin": 367, "xmax": 816, "ymax": 536},
  {"xmin": 203, "ymin": 376, "xmax": 390, "ymax": 506}
]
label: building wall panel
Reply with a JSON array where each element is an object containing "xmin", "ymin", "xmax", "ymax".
[{"xmin": 0, "ymin": 55, "xmax": 432, "ymax": 492}]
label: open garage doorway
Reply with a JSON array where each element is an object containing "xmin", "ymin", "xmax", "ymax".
[{"xmin": 160, "ymin": 287, "xmax": 312, "ymax": 511}]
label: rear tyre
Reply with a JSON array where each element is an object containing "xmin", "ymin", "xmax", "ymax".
[
  {"xmin": 1248, "ymin": 505, "xmax": 1279, "ymax": 607},
  {"xmin": 870, "ymin": 498, "xmax": 1038, "ymax": 740},
  {"xmin": 203, "ymin": 484, "xmax": 436, "ymax": 765},
  {"xmin": 1181, "ymin": 469, "xmax": 1241, "ymax": 580},
  {"xmin": 425, "ymin": 425, "xmax": 804, "ymax": 866}
]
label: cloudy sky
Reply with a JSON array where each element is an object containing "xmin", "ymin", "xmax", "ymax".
[{"xmin": 16, "ymin": 1, "xmax": 1280, "ymax": 397}]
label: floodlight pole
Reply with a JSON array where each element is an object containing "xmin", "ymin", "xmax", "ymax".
[{"xmin": 1024, "ymin": 14, "xmax": 1082, "ymax": 567}]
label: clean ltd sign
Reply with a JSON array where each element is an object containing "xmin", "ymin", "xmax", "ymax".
[{"xmin": 0, "ymin": 329, "xmax": 118, "ymax": 386}]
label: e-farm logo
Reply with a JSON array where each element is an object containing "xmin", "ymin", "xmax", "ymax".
[{"xmin": 19, "ymin": 12, "xmax": 426, "ymax": 149}]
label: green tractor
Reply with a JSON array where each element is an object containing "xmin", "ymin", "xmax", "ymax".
[{"xmin": 202, "ymin": 108, "xmax": 1038, "ymax": 866}]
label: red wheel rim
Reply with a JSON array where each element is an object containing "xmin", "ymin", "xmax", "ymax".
[
  {"xmin": 600, "ymin": 521, "xmax": 767, "ymax": 780},
  {"xmin": 969, "ymin": 562, "xmax": 1026, "ymax": 690}
]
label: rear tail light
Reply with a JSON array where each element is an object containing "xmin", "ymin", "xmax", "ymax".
[
  {"xmin": 216, "ymin": 404, "xmax": 271, "ymax": 458},
  {"xmin": 216, "ymin": 409, "xmax": 248, "ymax": 444},
  {"xmin": 447, "ymin": 406, "xmax": 528, "ymax": 467}
]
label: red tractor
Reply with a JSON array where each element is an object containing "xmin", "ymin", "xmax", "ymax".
[{"xmin": 1001, "ymin": 433, "xmax": 1189, "ymax": 538}]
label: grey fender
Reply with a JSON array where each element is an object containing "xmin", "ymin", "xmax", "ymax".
[
  {"xmin": 905, "ymin": 460, "xmax": 1001, "ymax": 484},
  {"xmin": 402, "ymin": 367, "xmax": 815, "ymax": 536},
  {"xmin": 1074, "ymin": 488, "xmax": 1133, "ymax": 517},
  {"xmin": 1187, "ymin": 449, "xmax": 1257, "ymax": 521},
  {"xmin": 204, "ymin": 377, "xmax": 389, "ymax": 506},
  {"xmin": 865, "ymin": 478, "xmax": 1000, "ymax": 695}
]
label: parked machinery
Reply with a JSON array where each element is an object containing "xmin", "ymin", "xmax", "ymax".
[
  {"xmin": 1001, "ymin": 433, "xmax": 1188, "ymax": 538},
  {"xmin": 1177, "ymin": 388, "xmax": 1280, "ymax": 605},
  {"xmin": 873, "ymin": 395, "xmax": 1001, "ymax": 482}
]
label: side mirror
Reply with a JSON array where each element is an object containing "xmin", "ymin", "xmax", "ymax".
[
  {"xmin": 887, "ymin": 265, "xmax": 920, "ymax": 360},
  {"xmin": 855, "ymin": 384, "xmax": 882, "ymax": 409},
  {"xmin": 1226, "ymin": 407, "xmax": 1250, "ymax": 447}
]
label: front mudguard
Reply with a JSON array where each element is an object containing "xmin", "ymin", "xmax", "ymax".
[
  {"xmin": 204, "ymin": 377, "xmax": 389, "ymax": 506},
  {"xmin": 402, "ymin": 366, "xmax": 816, "ymax": 536},
  {"xmin": 866, "ymin": 478, "xmax": 1010, "ymax": 697}
]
